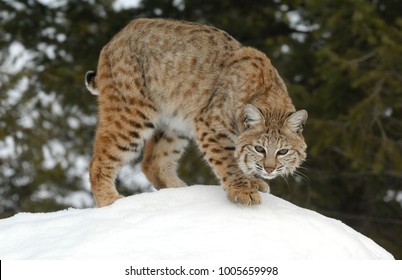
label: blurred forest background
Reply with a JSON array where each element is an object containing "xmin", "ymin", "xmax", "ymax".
[{"xmin": 0, "ymin": 0, "xmax": 401, "ymax": 258}]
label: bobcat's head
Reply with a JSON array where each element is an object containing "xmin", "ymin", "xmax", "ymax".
[{"xmin": 235, "ymin": 104, "xmax": 308, "ymax": 180}]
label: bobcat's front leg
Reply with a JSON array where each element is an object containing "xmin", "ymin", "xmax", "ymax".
[
  {"xmin": 225, "ymin": 176, "xmax": 269, "ymax": 205},
  {"xmin": 194, "ymin": 116, "xmax": 268, "ymax": 206}
]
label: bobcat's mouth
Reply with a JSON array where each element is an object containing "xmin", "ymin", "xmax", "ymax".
[
  {"xmin": 253, "ymin": 172, "xmax": 276, "ymax": 180},
  {"xmin": 252, "ymin": 164, "xmax": 278, "ymax": 180},
  {"xmin": 264, "ymin": 174, "xmax": 277, "ymax": 180}
]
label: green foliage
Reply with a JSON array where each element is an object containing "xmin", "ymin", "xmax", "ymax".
[
  {"xmin": 287, "ymin": 0, "xmax": 402, "ymax": 258},
  {"xmin": 0, "ymin": 0, "xmax": 401, "ymax": 258}
]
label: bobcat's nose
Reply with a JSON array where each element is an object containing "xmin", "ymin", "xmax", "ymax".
[{"xmin": 265, "ymin": 166, "xmax": 275, "ymax": 173}]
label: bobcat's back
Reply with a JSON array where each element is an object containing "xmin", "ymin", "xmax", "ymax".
[{"xmin": 98, "ymin": 19, "xmax": 241, "ymax": 117}]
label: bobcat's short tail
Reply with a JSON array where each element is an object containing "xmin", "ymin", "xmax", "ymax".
[{"xmin": 85, "ymin": 71, "xmax": 99, "ymax": 95}]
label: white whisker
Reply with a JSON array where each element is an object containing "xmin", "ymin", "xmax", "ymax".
[{"xmin": 293, "ymin": 170, "xmax": 310, "ymax": 183}]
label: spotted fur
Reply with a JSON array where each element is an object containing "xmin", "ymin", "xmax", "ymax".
[{"xmin": 86, "ymin": 18, "xmax": 308, "ymax": 207}]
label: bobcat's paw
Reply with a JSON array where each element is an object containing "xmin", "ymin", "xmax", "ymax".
[
  {"xmin": 250, "ymin": 178, "xmax": 270, "ymax": 193},
  {"xmin": 96, "ymin": 194, "xmax": 124, "ymax": 207},
  {"xmin": 226, "ymin": 186, "xmax": 261, "ymax": 206}
]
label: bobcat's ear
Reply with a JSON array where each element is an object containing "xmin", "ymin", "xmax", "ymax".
[
  {"xmin": 244, "ymin": 104, "xmax": 264, "ymax": 129},
  {"xmin": 285, "ymin": 110, "xmax": 308, "ymax": 133}
]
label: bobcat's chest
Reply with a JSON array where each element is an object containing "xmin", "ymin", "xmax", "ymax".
[{"xmin": 155, "ymin": 113, "xmax": 195, "ymax": 138}]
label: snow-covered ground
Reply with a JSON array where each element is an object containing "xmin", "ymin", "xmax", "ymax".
[{"xmin": 0, "ymin": 185, "xmax": 393, "ymax": 260}]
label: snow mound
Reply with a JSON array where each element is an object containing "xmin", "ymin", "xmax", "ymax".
[{"xmin": 0, "ymin": 185, "xmax": 393, "ymax": 260}]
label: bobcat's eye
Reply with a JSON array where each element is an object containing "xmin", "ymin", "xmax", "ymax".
[
  {"xmin": 277, "ymin": 149, "xmax": 289, "ymax": 156},
  {"xmin": 254, "ymin": 145, "xmax": 266, "ymax": 154}
]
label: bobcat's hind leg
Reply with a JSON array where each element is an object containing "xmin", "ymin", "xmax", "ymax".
[
  {"xmin": 90, "ymin": 103, "xmax": 156, "ymax": 207},
  {"xmin": 89, "ymin": 129, "xmax": 133, "ymax": 207},
  {"xmin": 142, "ymin": 130, "xmax": 189, "ymax": 189},
  {"xmin": 89, "ymin": 50, "xmax": 157, "ymax": 207}
]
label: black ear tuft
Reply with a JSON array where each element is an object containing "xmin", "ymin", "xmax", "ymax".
[{"xmin": 85, "ymin": 71, "xmax": 96, "ymax": 85}]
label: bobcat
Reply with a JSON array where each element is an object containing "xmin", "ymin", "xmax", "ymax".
[{"xmin": 85, "ymin": 18, "xmax": 308, "ymax": 207}]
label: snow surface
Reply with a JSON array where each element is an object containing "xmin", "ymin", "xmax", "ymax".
[{"xmin": 0, "ymin": 185, "xmax": 393, "ymax": 260}]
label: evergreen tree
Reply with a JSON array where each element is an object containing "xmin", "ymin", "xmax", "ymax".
[
  {"xmin": 0, "ymin": 0, "xmax": 137, "ymax": 216},
  {"xmin": 291, "ymin": 0, "xmax": 402, "ymax": 258}
]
